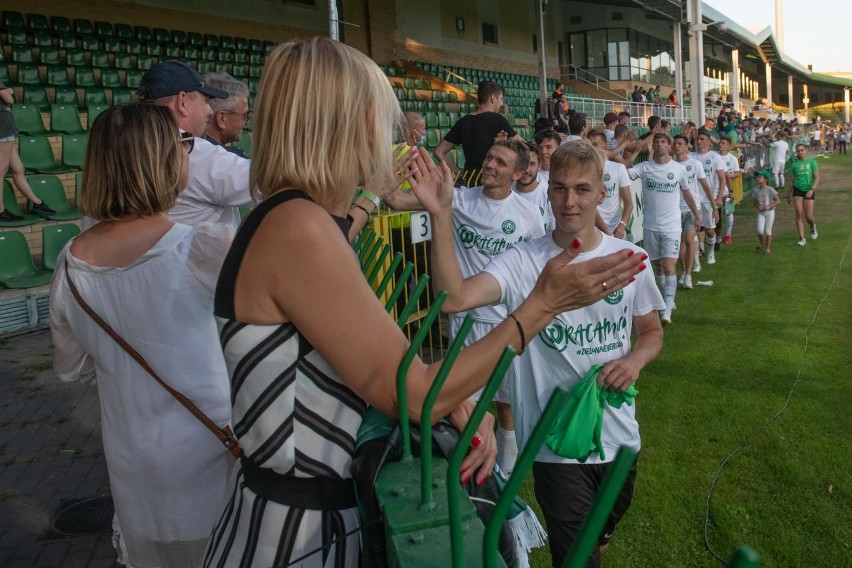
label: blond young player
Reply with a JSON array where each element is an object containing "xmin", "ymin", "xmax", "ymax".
[{"xmin": 672, "ymin": 135, "xmax": 714, "ymax": 289}]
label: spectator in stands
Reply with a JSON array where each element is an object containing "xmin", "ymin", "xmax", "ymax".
[
  {"xmin": 555, "ymin": 94, "xmax": 570, "ymax": 134},
  {"xmin": 534, "ymin": 128, "xmax": 561, "ymax": 183},
  {"xmin": 411, "ymin": 139, "xmax": 659, "ymax": 568},
  {"xmin": 618, "ymin": 111, "xmax": 631, "ymax": 126},
  {"xmin": 435, "ymin": 80, "xmax": 521, "ymax": 186},
  {"xmin": 204, "ymin": 37, "xmax": 636, "ymax": 567},
  {"xmin": 201, "ymin": 72, "xmax": 250, "ymax": 158},
  {"xmin": 0, "ymin": 81, "xmax": 55, "ymax": 221},
  {"xmin": 628, "ymin": 132, "xmax": 700, "ymax": 326},
  {"xmin": 552, "ymin": 82, "xmax": 565, "ymax": 100},
  {"xmin": 138, "ymin": 61, "xmax": 253, "ymax": 230},
  {"xmin": 668, "ymin": 90, "xmax": 679, "ymax": 107},
  {"xmin": 50, "ymin": 103, "xmax": 234, "ymax": 567}
]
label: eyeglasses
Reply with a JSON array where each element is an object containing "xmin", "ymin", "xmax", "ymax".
[
  {"xmin": 180, "ymin": 131, "xmax": 195, "ymax": 154},
  {"xmin": 224, "ymin": 110, "xmax": 252, "ymax": 123}
]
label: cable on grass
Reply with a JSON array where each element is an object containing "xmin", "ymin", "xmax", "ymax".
[{"xmin": 702, "ymin": 228, "xmax": 852, "ymax": 565}]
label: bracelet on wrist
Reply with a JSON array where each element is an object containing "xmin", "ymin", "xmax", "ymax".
[
  {"xmin": 507, "ymin": 314, "xmax": 526, "ymax": 356},
  {"xmin": 617, "ymin": 220, "xmax": 627, "ymax": 227},
  {"xmin": 350, "ymin": 203, "xmax": 373, "ymax": 219},
  {"xmin": 357, "ymin": 189, "xmax": 382, "ymax": 209}
]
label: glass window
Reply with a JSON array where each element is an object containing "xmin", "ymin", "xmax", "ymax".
[
  {"xmin": 570, "ymin": 32, "xmax": 586, "ymax": 68},
  {"xmin": 587, "ymin": 30, "xmax": 607, "ymax": 69}
]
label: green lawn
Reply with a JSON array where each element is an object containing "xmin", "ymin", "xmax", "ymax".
[{"xmin": 521, "ymin": 153, "xmax": 852, "ymax": 567}]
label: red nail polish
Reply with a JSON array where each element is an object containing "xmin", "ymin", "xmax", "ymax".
[
  {"xmin": 462, "ymin": 474, "xmax": 470, "ymax": 483},
  {"xmin": 639, "ymin": 264, "xmax": 647, "ymax": 271},
  {"xmin": 629, "ymin": 277, "xmax": 636, "ymax": 283},
  {"xmin": 641, "ymin": 254, "xmax": 648, "ymax": 261},
  {"xmin": 471, "ymin": 436, "xmax": 482, "ymax": 448},
  {"xmin": 627, "ymin": 250, "xmax": 635, "ymax": 257},
  {"xmin": 571, "ymin": 238, "xmax": 581, "ymax": 249},
  {"xmin": 477, "ymin": 478, "xmax": 485, "ymax": 486}
]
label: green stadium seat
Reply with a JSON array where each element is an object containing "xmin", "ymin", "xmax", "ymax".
[
  {"xmin": 84, "ymin": 88, "xmax": 108, "ymax": 108},
  {"xmin": 406, "ymin": 89, "xmax": 417, "ymax": 101},
  {"xmin": 22, "ymin": 87, "xmax": 50, "ymax": 112},
  {"xmin": 0, "ymin": 180, "xmax": 38, "ymax": 227},
  {"xmin": 217, "ymin": 50, "xmax": 233, "ymax": 62},
  {"xmin": 220, "ymin": 36, "xmax": 234, "ymax": 50},
  {"xmin": 101, "ymin": 68, "xmax": 123, "ymax": 88},
  {"xmin": 51, "ymin": 16, "xmax": 71, "ymax": 32},
  {"xmin": 171, "ymin": 30, "xmax": 186, "ymax": 44},
  {"xmin": 51, "ymin": 104, "xmax": 85, "ymax": 134},
  {"xmin": 248, "ymin": 65, "xmax": 262, "ymax": 78},
  {"xmin": 204, "ymin": 34, "xmax": 219, "ymax": 47},
  {"xmin": 11, "ymin": 45, "xmax": 35, "ymax": 64},
  {"xmin": 90, "ymin": 51, "xmax": 110, "ymax": 68},
  {"xmin": 248, "ymin": 52, "xmax": 263, "ymax": 65},
  {"xmin": 201, "ymin": 47, "xmax": 217, "ymax": 61},
  {"xmin": 232, "ymin": 63, "xmax": 247, "ymax": 77},
  {"xmin": 147, "ymin": 43, "xmax": 164, "ymax": 57},
  {"xmin": 425, "ymin": 112, "xmax": 438, "ymax": 128},
  {"xmin": 2, "ymin": 11, "xmax": 25, "ymax": 28},
  {"xmin": 8, "ymin": 28, "xmax": 28, "ymax": 45},
  {"xmin": 38, "ymin": 47, "xmax": 61, "ymax": 66},
  {"xmin": 54, "ymin": 87, "xmax": 80, "ymax": 107},
  {"xmin": 81, "ymin": 35, "xmax": 101, "ymax": 51},
  {"xmin": 0, "ymin": 231, "xmax": 53, "ymax": 288},
  {"xmin": 263, "ymin": 41, "xmax": 275, "ymax": 52},
  {"xmin": 184, "ymin": 46, "xmax": 199, "ymax": 60},
  {"xmin": 74, "ymin": 19, "xmax": 93, "ymax": 35},
  {"xmin": 426, "ymin": 129, "xmax": 441, "ymax": 149},
  {"xmin": 57, "ymin": 33, "xmax": 77, "ymax": 49},
  {"xmin": 114, "ymin": 23, "xmax": 132, "ymax": 39},
  {"xmin": 165, "ymin": 44, "xmax": 182, "ymax": 58},
  {"xmin": 111, "ymin": 88, "xmax": 133, "ymax": 104},
  {"xmin": 249, "ymin": 39, "xmax": 262, "ymax": 52},
  {"xmin": 448, "ymin": 111, "xmax": 459, "ymax": 124},
  {"xmin": 95, "ymin": 21, "xmax": 113, "ymax": 37},
  {"xmin": 62, "ymin": 134, "xmax": 88, "ymax": 168},
  {"xmin": 214, "ymin": 63, "xmax": 230, "ymax": 74},
  {"xmin": 74, "ymin": 67, "xmax": 97, "ymax": 87},
  {"xmin": 448, "ymin": 91, "xmax": 458, "ymax": 103},
  {"xmin": 10, "ymin": 104, "xmax": 50, "ymax": 135},
  {"xmin": 247, "ymin": 78, "xmax": 259, "ymax": 93},
  {"xmin": 28, "ymin": 175, "xmax": 82, "ymax": 220},
  {"xmin": 65, "ymin": 49, "xmax": 86, "ymax": 67},
  {"xmin": 134, "ymin": 26, "xmax": 151, "ymax": 41},
  {"xmin": 86, "ymin": 104, "xmax": 108, "ymax": 128},
  {"xmin": 234, "ymin": 37, "xmax": 248, "ymax": 51},
  {"xmin": 233, "ymin": 51, "xmax": 247, "ymax": 64},
  {"xmin": 33, "ymin": 30, "xmax": 53, "ymax": 48},
  {"xmin": 104, "ymin": 37, "xmax": 121, "ymax": 53},
  {"xmin": 42, "ymin": 224, "xmax": 82, "ymax": 270},
  {"xmin": 46, "ymin": 65, "xmax": 71, "ymax": 87},
  {"xmin": 135, "ymin": 55, "xmax": 153, "ymax": 70},
  {"xmin": 415, "ymin": 100, "xmax": 427, "ymax": 113},
  {"xmin": 0, "ymin": 66, "xmax": 11, "ymax": 85},
  {"xmin": 438, "ymin": 113, "xmax": 450, "ymax": 128},
  {"xmin": 27, "ymin": 14, "xmax": 49, "ymax": 30},
  {"xmin": 125, "ymin": 69, "xmax": 144, "ymax": 89},
  {"xmin": 125, "ymin": 39, "xmax": 143, "ymax": 55},
  {"xmin": 114, "ymin": 53, "xmax": 132, "ymax": 69},
  {"xmin": 153, "ymin": 28, "xmax": 170, "ymax": 43},
  {"xmin": 187, "ymin": 32, "xmax": 203, "ymax": 46}
]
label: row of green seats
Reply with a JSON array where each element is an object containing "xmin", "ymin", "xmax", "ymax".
[
  {"xmin": 11, "ymin": 103, "xmax": 104, "ymax": 135},
  {"xmin": 17, "ymin": 85, "xmax": 133, "ymax": 110}
]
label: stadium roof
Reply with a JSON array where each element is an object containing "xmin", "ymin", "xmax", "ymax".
[{"xmin": 615, "ymin": 0, "xmax": 852, "ymax": 90}]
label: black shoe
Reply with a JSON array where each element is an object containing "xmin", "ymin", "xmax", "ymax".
[
  {"xmin": 714, "ymin": 241, "xmax": 721, "ymax": 252},
  {"xmin": 31, "ymin": 202, "xmax": 56, "ymax": 217},
  {"xmin": 0, "ymin": 209, "xmax": 24, "ymax": 222}
]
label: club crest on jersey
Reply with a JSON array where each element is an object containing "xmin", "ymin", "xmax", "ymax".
[
  {"xmin": 604, "ymin": 289, "xmax": 624, "ymax": 305},
  {"xmin": 667, "ymin": 173, "xmax": 675, "ymax": 180},
  {"xmin": 502, "ymin": 220, "xmax": 516, "ymax": 234}
]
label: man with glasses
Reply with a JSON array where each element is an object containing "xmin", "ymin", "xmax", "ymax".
[
  {"xmin": 202, "ymin": 72, "xmax": 251, "ymax": 158},
  {"xmin": 138, "ymin": 61, "xmax": 253, "ymax": 231}
]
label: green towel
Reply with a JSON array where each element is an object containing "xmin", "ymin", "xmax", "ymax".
[{"xmin": 545, "ymin": 364, "xmax": 638, "ymax": 462}]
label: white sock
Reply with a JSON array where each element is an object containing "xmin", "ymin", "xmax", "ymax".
[
  {"xmin": 656, "ymin": 274, "xmax": 665, "ymax": 290},
  {"xmin": 774, "ymin": 173, "xmax": 780, "ymax": 187},
  {"xmin": 496, "ymin": 427, "xmax": 518, "ymax": 475},
  {"xmin": 779, "ymin": 174, "xmax": 785, "ymax": 187},
  {"xmin": 664, "ymin": 275, "xmax": 677, "ymax": 312},
  {"xmin": 725, "ymin": 214, "xmax": 734, "ymax": 236},
  {"xmin": 706, "ymin": 235, "xmax": 716, "ymax": 248}
]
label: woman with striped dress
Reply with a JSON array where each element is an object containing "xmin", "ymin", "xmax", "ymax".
[{"xmin": 203, "ymin": 38, "xmax": 644, "ymax": 568}]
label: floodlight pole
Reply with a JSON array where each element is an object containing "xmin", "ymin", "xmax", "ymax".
[
  {"xmin": 538, "ymin": 0, "xmax": 549, "ymax": 117},
  {"xmin": 329, "ymin": 0, "xmax": 339, "ymax": 41},
  {"xmin": 686, "ymin": 0, "xmax": 705, "ymax": 124}
]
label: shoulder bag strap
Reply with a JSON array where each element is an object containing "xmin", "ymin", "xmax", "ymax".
[{"xmin": 64, "ymin": 263, "xmax": 241, "ymax": 459}]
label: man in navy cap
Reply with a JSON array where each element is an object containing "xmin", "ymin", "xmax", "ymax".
[{"xmin": 138, "ymin": 61, "xmax": 253, "ymax": 230}]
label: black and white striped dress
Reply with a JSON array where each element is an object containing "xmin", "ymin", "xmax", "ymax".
[{"xmin": 204, "ymin": 191, "xmax": 368, "ymax": 568}]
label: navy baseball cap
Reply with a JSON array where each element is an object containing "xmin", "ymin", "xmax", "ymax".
[{"xmin": 137, "ymin": 61, "xmax": 229, "ymax": 101}]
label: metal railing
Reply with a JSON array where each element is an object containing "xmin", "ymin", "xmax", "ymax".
[{"xmin": 560, "ymin": 64, "xmax": 629, "ymax": 102}]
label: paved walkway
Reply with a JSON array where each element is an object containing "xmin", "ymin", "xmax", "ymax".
[{"xmin": 0, "ymin": 328, "xmax": 117, "ymax": 568}]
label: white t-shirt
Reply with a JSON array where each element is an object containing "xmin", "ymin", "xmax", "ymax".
[
  {"xmin": 770, "ymin": 140, "xmax": 789, "ymax": 164},
  {"xmin": 483, "ymin": 234, "xmax": 664, "ymax": 463},
  {"xmin": 628, "ymin": 159, "xmax": 689, "ymax": 232},
  {"xmin": 675, "ymin": 156, "xmax": 707, "ymax": 213},
  {"xmin": 718, "ymin": 152, "xmax": 740, "ymax": 197},
  {"xmin": 169, "ymin": 136, "xmax": 254, "ymax": 231},
  {"xmin": 597, "ymin": 160, "xmax": 631, "ymax": 230},
  {"xmin": 692, "ymin": 150, "xmax": 726, "ymax": 201},
  {"xmin": 604, "ymin": 128, "xmax": 617, "ymax": 150},
  {"xmin": 451, "ymin": 186, "xmax": 546, "ymax": 323},
  {"xmin": 511, "ymin": 174, "xmax": 556, "ymax": 234}
]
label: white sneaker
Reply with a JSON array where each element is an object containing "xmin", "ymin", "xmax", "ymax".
[
  {"xmin": 678, "ymin": 274, "xmax": 685, "ymax": 285},
  {"xmin": 660, "ymin": 310, "xmax": 672, "ymax": 326},
  {"xmin": 811, "ymin": 228, "xmax": 818, "ymax": 240},
  {"xmin": 693, "ymin": 259, "xmax": 702, "ymax": 273},
  {"xmin": 706, "ymin": 250, "xmax": 716, "ymax": 265},
  {"xmin": 797, "ymin": 238, "xmax": 807, "ymax": 246},
  {"xmin": 683, "ymin": 275, "xmax": 693, "ymax": 290}
]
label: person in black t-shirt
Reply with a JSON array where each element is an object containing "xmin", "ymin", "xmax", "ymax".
[{"xmin": 435, "ymin": 81, "xmax": 521, "ymax": 186}]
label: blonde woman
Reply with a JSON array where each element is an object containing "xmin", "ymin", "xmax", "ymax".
[
  {"xmin": 50, "ymin": 104, "xmax": 234, "ymax": 567},
  {"xmin": 203, "ymin": 38, "xmax": 643, "ymax": 567}
]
